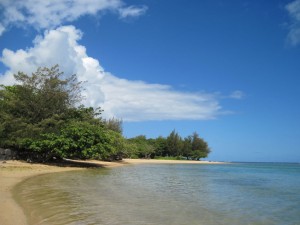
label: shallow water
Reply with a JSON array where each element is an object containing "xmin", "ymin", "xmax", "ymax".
[{"xmin": 14, "ymin": 163, "xmax": 300, "ymax": 225}]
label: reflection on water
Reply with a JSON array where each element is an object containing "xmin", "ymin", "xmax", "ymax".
[{"xmin": 13, "ymin": 163, "xmax": 300, "ymax": 225}]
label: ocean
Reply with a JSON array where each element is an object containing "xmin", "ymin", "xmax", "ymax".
[{"xmin": 13, "ymin": 162, "xmax": 300, "ymax": 225}]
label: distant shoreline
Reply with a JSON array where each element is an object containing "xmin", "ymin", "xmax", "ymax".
[
  {"xmin": 123, "ymin": 158, "xmax": 227, "ymax": 164},
  {"xmin": 0, "ymin": 159, "xmax": 226, "ymax": 225}
]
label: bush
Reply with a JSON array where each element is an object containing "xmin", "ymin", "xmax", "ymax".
[{"xmin": 22, "ymin": 121, "xmax": 126, "ymax": 162}]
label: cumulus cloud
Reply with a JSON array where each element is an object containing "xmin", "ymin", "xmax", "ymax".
[
  {"xmin": 0, "ymin": 0, "xmax": 147, "ymax": 36},
  {"xmin": 285, "ymin": 0, "xmax": 300, "ymax": 46},
  {"xmin": 0, "ymin": 26, "xmax": 225, "ymax": 121},
  {"xmin": 99, "ymin": 76, "xmax": 221, "ymax": 121}
]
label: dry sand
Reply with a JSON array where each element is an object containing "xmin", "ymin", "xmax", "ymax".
[
  {"xmin": 0, "ymin": 159, "xmax": 225, "ymax": 225},
  {"xmin": 123, "ymin": 158, "xmax": 225, "ymax": 164}
]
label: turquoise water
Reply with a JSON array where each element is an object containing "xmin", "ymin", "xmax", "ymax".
[{"xmin": 14, "ymin": 163, "xmax": 300, "ymax": 225}]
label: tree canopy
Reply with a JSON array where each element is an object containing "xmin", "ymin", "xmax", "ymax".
[
  {"xmin": 0, "ymin": 65, "xmax": 126, "ymax": 161},
  {"xmin": 126, "ymin": 130, "xmax": 210, "ymax": 160},
  {"xmin": 0, "ymin": 65, "xmax": 211, "ymax": 162}
]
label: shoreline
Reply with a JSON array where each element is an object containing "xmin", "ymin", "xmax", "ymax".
[
  {"xmin": 123, "ymin": 158, "xmax": 226, "ymax": 164},
  {"xmin": 0, "ymin": 160, "xmax": 86, "ymax": 225},
  {"xmin": 0, "ymin": 159, "xmax": 225, "ymax": 225}
]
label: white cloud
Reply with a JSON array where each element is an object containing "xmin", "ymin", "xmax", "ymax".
[
  {"xmin": 118, "ymin": 5, "xmax": 148, "ymax": 19},
  {"xmin": 0, "ymin": 26, "xmax": 225, "ymax": 121},
  {"xmin": 286, "ymin": 0, "xmax": 300, "ymax": 46},
  {"xmin": 0, "ymin": 23, "xmax": 5, "ymax": 36},
  {"xmin": 99, "ymin": 75, "xmax": 221, "ymax": 121},
  {"xmin": 0, "ymin": 0, "xmax": 147, "ymax": 36},
  {"xmin": 229, "ymin": 90, "xmax": 244, "ymax": 99}
]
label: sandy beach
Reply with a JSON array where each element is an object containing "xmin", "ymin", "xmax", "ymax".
[
  {"xmin": 0, "ymin": 160, "xmax": 125, "ymax": 225},
  {"xmin": 0, "ymin": 159, "xmax": 224, "ymax": 225},
  {"xmin": 123, "ymin": 158, "xmax": 225, "ymax": 164}
]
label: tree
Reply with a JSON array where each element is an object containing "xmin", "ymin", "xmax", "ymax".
[
  {"xmin": 0, "ymin": 66, "xmax": 126, "ymax": 162},
  {"xmin": 0, "ymin": 65, "xmax": 84, "ymax": 148},
  {"xmin": 150, "ymin": 136, "xmax": 167, "ymax": 157},
  {"xmin": 26, "ymin": 121, "xmax": 126, "ymax": 161},
  {"xmin": 190, "ymin": 132, "xmax": 210, "ymax": 160},
  {"xmin": 12, "ymin": 65, "xmax": 82, "ymax": 123},
  {"xmin": 103, "ymin": 117, "xmax": 123, "ymax": 133},
  {"xmin": 127, "ymin": 135, "xmax": 155, "ymax": 159},
  {"xmin": 182, "ymin": 136, "xmax": 193, "ymax": 159},
  {"xmin": 0, "ymin": 66, "xmax": 212, "ymax": 162},
  {"xmin": 166, "ymin": 130, "xmax": 182, "ymax": 157}
]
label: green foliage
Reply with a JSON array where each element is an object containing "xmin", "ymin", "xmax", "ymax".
[
  {"xmin": 190, "ymin": 132, "xmax": 210, "ymax": 159},
  {"xmin": 0, "ymin": 66, "xmax": 126, "ymax": 162},
  {"xmin": 103, "ymin": 117, "xmax": 123, "ymax": 133},
  {"xmin": 0, "ymin": 65, "xmax": 211, "ymax": 162},
  {"xmin": 151, "ymin": 136, "xmax": 167, "ymax": 157},
  {"xmin": 0, "ymin": 65, "xmax": 82, "ymax": 146},
  {"xmin": 182, "ymin": 136, "xmax": 193, "ymax": 159},
  {"xmin": 12, "ymin": 65, "xmax": 82, "ymax": 123},
  {"xmin": 127, "ymin": 135, "xmax": 155, "ymax": 159},
  {"xmin": 24, "ymin": 121, "xmax": 126, "ymax": 161},
  {"xmin": 166, "ymin": 130, "xmax": 183, "ymax": 157},
  {"xmin": 128, "ymin": 131, "xmax": 211, "ymax": 160}
]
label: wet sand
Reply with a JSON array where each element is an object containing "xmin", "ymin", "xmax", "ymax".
[
  {"xmin": 0, "ymin": 160, "xmax": 123, "ymax": 225},
  {"xmin": 0, "ymin": 159, "xmax": 224, "ymax": 225}
]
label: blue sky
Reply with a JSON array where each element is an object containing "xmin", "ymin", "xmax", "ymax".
[{"xmin": 0, "ymin": 0, "xmax": 300, "ymax": 162}]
